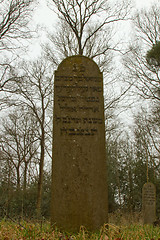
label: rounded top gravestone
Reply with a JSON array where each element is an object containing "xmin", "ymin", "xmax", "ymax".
[
  {"xmin": 51, "ymin": 55, "xmax": 108, "ymax": 232},
  {"xmin": 57, "ymin": 55, "xmax": 101, "ymax": 75},
  {"xmin": 142, "ymin": 182, "xmax": 156, "ymax": 224}
]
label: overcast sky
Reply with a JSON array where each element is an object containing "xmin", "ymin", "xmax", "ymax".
[
  {"xmin": 34, "ymin": 0, "xmax": 157, "ymax": 28},
  {"xmin": 135, "ymin": 0, "xmax": 156, "ymax": 8}
]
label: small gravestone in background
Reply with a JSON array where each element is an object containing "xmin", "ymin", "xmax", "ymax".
[
  {"xmin": 51, "ymin": 56, "xmax": 108, "ymax": 231},
  {"xmin": 142, "ymin": 182, "xmax": 156, "ymax": 224}
]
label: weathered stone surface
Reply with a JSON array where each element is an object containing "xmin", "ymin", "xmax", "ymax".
[
  {"xmin": 51, "ymin": 56, "xmax": 108, "ymax": 231},
  {"xmin": 142, "ymin": 182, "xmax": 156, "ymax": 224}
]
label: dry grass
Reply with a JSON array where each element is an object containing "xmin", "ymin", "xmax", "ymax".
[
  {"xmin": 0, "ymin": 214, "xmax": 160, "ymax": 240},
  {"xmin": 109, "ymin": 211, "xmax": 143, "ymax": 226}
]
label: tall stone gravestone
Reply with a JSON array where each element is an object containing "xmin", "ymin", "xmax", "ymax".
[
  {"xmin": 51, "ymin": 56, "xmax": 108, "ymax": 231},
  {"xmin": 142, "ymin": 182, "xmax": 156, "ymax": 224}
]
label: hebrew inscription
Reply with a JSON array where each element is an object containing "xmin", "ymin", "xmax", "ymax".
[
  {"xmin": 54, "ymin": 62, "xmax": 103, "ymax": 137},
  {"xmin": 51, "ymin": 56, "xmax": 108, "ymax": 231}
]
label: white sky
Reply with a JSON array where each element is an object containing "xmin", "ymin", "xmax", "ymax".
[{"xmin": 135, "ymin": 0, "xmax": 156, "ymax": 8}]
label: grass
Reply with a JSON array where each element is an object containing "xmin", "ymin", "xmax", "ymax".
[{"xmin": 0, "ymin": 219, "xmax": 160, "ymax": 240}]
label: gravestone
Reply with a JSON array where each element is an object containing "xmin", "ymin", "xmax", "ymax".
[
  {"xmin": 51, "ymin": 55, "xmax": 108, "ymax": 231},
  {"xmin": 142, "ymin": 182, "xmax": 156, "ymax": 224}
]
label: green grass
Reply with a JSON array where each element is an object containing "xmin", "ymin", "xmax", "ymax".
[{"xmin": 0, "ymin": 219, "xmax": 160, "ymax": 239}]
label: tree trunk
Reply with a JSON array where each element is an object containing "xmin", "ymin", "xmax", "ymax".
[
  {"xmin": 128, "ymin": 166, "xmax": 133, "ymax": 211},
  {"xmin": 36, "ymin": 126, "xmax": 45, "ymax": 217},
  {"xmin": 78, "ymin": 36, "xmax": 83, "ymax": 55},
  {"xmin": 16, "ymin": 166, "xmax": 20, "ymax": 191},
  {"xmin": 6, "ymin": 161, "xmax": 11, "ymax": 216},
  {"xmin": 23, "ymin": 162, "xmax": 28, "ymax": 192}
]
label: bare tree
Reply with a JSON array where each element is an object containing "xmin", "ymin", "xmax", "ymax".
[
  {"xmin": 2, "ymin": 57, "xmax": 54, "ymax": 216},
  {"xmin": 0, "ymin": 0, "xmax": 35, "ymax": 50},
  {"xmin": 0, "ymin": 0, "xmax": 35, "ymax": 94},
  {"xmin": 51, "ymin": 0, "xmax": 129, "ymax": 54},
  {"xmin": 133, "ymin": 108, "xmax": 160, "ymax": 181},
  {"xmin": 122, "ymin": 3, "xmax": 160, "ymax": 191},
  {"xmin": 45, "ymin": 0, "xmax": 130, "ymax": 66},
  {"xmin": 0, "ymin": 107, "xmax": 39, "ymax": 191},
  {"xmin": 123, "ymin": 2, "xmax": 160, "ymax": 102}
]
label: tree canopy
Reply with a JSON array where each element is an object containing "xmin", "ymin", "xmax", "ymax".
[{"xmin": 146, "ymin": 41, "xmax": 160, "ymax": 68}]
